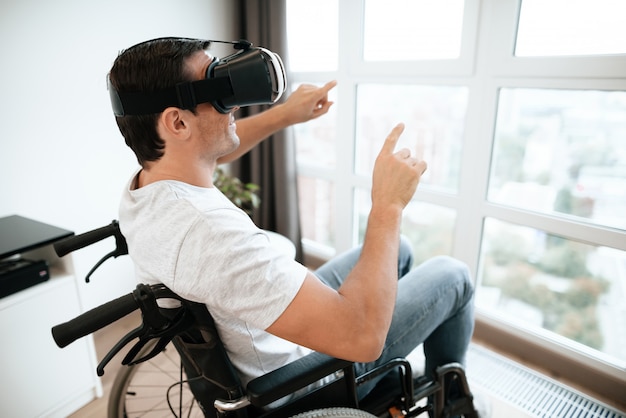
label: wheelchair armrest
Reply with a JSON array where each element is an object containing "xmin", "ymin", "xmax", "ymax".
[{"xmin": 246, "ymin": 351, "xmax": 352, "ymax": 407}]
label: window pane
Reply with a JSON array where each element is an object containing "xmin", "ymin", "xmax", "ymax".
[
  {"xmin": 364, "ymin": 0, "xmax": 465, "ymax": 61},
  {"xmin": 478, "ymin": 218, "xmax": 626, "ymax": 368},
  {"xmin": 356, "ymin": 188, "xmax": 456, "ymax": 263},
  {"xmin": 355, "ymin": 84, "xmax": 468, "ymax": 193},
  {"xmin": 489, "ymin": 88, "xmax": 626, "ymax": 230},
  {"xmin": 292, "ymin": 82, "xmax": 338, "ymax": 168},
  {"xmin": 516, "ymin": 0, "xmax": 626, "ymax": 57},
  {"xmin": 286, "ymin": 0, "xmax": 338, "ymax": 71},
  {"xmin": 298, "ymin": 176, "xmax": 335, "ymax": 248}
]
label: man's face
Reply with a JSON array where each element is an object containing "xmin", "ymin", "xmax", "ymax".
[{"xmin": 186, "ymin": 50, "xmax": 240, "ymax": 159}]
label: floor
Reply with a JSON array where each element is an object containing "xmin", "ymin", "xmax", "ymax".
[{"xmin": 69, "ymin": 310, "xmax": 532, "ymax": 417}]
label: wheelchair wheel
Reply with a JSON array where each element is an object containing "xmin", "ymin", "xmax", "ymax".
[
  {"xmin": 290, "ymin": 408, "xmax": 377, "ymax": 418},
  {"xmin": 107, "ymin": 340, "xmax": 204, "ymax": 417}
]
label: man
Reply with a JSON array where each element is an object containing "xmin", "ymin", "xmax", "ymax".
[{"xmin": 110, "ymin": 37, "xmax": 475, "ymax": 402}]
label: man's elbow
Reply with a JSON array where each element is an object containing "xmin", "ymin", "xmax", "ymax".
[{"xmin": 348, "ymin": 332, "xmax": 386, "ymax": 363}]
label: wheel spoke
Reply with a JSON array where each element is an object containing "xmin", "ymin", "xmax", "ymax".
[{"xmin": 108, "ymin": 342, "xmax": 204, "ymax": 418}]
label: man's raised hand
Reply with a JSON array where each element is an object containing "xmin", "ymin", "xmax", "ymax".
[{"xmin": 371, "ymin": 123, "xmax": 427, "ymax": 211}]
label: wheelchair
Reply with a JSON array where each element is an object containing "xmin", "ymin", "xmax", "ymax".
[{"xmin": 51, "ymin": 221, "xmax": 479, "ymax": 418}]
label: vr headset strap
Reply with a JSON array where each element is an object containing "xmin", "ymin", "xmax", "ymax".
[{"xmin": 111, "ymin": 77, "xmax": 232, "ymax": 116}]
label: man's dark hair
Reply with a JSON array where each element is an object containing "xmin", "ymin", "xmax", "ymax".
[{"xmin": 108, "ymin": 38, "xmax": 210, "ymax": 166}]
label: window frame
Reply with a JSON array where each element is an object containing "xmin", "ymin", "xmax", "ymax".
[
  {"xmin": 289, "ymin": 0, "xmax": 626, "ymax": 405},
  {"xmin": 489, "ymin": 0, "xmax": 626, "ymax": 78}
]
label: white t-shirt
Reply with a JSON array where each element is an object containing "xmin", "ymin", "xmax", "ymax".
[{"xmin": 119, "ymin": 171, "xmax": 311, "ymax": 384}]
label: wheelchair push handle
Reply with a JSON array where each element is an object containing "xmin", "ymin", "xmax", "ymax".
[
  {"xmin": 51, "ymin": 291, "xmax": 138, "ymax": 348},
  {"xmin": 53, "ymin": 220, "xmax": 128, "ymax": 283},
  {"xmin": 54, "ymin": 220, "xmax": 123, "ymax": 257}
]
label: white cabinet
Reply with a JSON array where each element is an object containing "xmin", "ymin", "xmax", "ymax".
[{"xmin": 0, "ymin": 216, "xmax": 101, "ymax": 417}]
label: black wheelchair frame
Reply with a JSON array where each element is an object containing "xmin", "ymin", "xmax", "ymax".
[{"xmin": 51, "ymin": 221, "xmax": 479, "ymax": 418}]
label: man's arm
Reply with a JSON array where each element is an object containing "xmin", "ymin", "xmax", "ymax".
[
  {"xmin": 217, "ymin": 81, "xmax": 337, "ymax": 164},
  {"xmin": 266, "ymin": 124, "xmax": 427, "ymax": 362}
]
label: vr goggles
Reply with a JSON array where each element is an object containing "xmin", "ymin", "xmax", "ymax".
[{"xmin": 108, "ymin": 38, "xmax": 287, "ymax": 116}]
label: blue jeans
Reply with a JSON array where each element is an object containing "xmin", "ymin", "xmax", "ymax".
[{"xmin": 314, "ymin": 236, "xmax": 475, "ymax": 398}]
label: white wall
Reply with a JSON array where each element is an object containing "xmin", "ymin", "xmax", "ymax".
[{"xmin": 0, "ymin": 0, "xmax": 238, "ymax": 310}]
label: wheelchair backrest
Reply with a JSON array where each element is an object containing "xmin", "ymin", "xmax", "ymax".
[{"xmin": 169, "ymin": 301, "xmax": 247, "ymax": 417}]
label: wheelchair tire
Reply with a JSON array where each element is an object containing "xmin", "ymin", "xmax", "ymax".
[
  {"xmin": 107, "ymin": 340, "xmax": 204, "ymax": 417},
  {"xmin": 290, "ymin": 408, "xmax": 377, "ymax": 418}
]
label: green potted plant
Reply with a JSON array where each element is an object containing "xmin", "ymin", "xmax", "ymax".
[{"xmin": 213, "ymin": 167, "xmax": 260, "ymax": 216}]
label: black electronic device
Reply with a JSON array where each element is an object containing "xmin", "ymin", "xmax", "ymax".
[
  {"xmin": 108, "ymin": 38, "xmax": 286, "ymax": 116},
  {"xmin": 0, "ymin": 258, "xmax": 49, "ymax": 298},
  {"xmin": 0, "ymin": 215, "xmax": 73, "ymax": 298}
]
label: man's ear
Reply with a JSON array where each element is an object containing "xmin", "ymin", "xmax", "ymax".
[{"xmin": 158, "ymin": 107, "xmax": 191, "ymax": 140}]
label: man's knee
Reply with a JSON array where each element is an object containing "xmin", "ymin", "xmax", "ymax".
[{"xmin": 429, "ymin": 255, "xmax": 474, "ymax": 297}]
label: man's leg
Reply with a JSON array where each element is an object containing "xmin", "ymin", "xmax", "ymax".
[
  {"xmin": 314, "ymin": 236, "xmax": 414, "ymax": 290},
  {"xmin": 354, "ymin": 255, "xmax": 475, "ymax": 397},
  {"xmin": 314, "ymin": 240, "xmax": 474, "ymax": 398}
]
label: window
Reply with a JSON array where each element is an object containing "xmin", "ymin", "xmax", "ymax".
[
  {"xmin": 363, "ymin": 0, "xmax": 465, "ymax": 61},
  {"xmin": 285, "ymin": 0, "xmax": 338, "ymax": 71},
  {"xmin": 356, "ymin": 190, "xmax": 457, "ymax": 264},
  {"xmin": 354, "ymin": 83, "xmax": 468, "ymax": 192},
  {"xmin": 489, "ymin": 88, "xmax": 626, "ymax": 231},
  {"xmin": 479, "ymin": 218, "xmax": 626, "ymax": 364},
  {"xmin": 515, "ymin": 0, "xmax": 626, "ymax": 57},
  {"xmin": 286, "ymin": 0, "xmax": 626, "ymax": 394}
]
